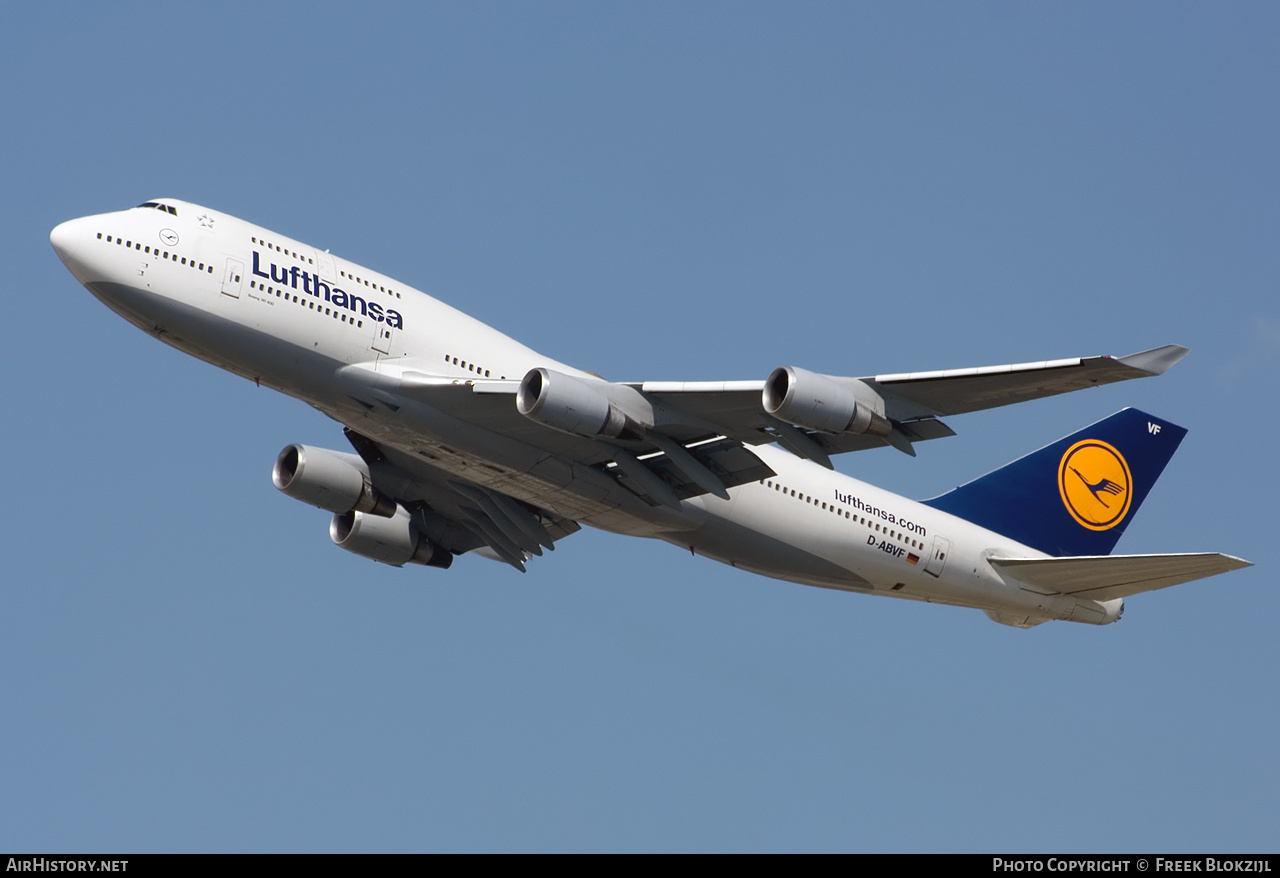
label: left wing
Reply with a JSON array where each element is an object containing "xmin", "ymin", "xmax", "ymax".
[{"xmin": 330, "ymin": 428, "xmax": 581, "ymax": 572}]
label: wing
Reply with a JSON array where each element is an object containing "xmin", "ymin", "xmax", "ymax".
[
  {"xmin": 335, "ymin": 366, "xmax": 777, "ymax": 509},
  {"xmin": 344, "ymin": 428, "xmax": 581, "ymax": 572},
  {"xmin": 333, "ymin": 343, "xmax": 1185, "ymax": 512},
  {"xmin": 864, "ymin": 344, "xmax": 1190, "ymax": 419},
  {"xmin": 636, "ymin": 344, "xmax": 1187, "ymax": 463}
]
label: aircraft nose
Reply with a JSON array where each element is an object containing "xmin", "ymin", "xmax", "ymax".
[{"xmin": 50, "ymin": 218, "xmax": 83, "ymax": 266}]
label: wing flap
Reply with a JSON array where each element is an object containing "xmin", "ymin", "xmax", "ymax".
[
  {"xmin": 636, "ymin": 381, "xmax": 773, "ymax": 443},
  {"xmin": 344, "ymin": 429, "xmax": 582, "ymax": 569},
  {"xmin": 624, "ymin": 437, "xmax": 775, "ymax": 501},
  {"xmin": 989, "ymin": 552, "xmax": 1252, "ymax": 602},
  {"xmin": 810, "ymin": 415, "xmax": 957, "ymax": 456}
]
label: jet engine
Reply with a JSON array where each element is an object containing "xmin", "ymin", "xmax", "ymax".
[
  {"xmin": 330, "ymin": 506, "xmax": 452, "ymax": 568},
  {"xmin": 763, "ymin": 366, "xmax": 892, "ymax": 437},
  {"xmin": 272, "ymin": 444, "xmax": 396, "ymax": 517},
  {"xmin": 517, "ymin": 367, "xmax": 647, "ymax": 441}
]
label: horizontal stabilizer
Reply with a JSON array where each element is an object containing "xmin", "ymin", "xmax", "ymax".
[{"xmin": 989, "ymin": 553, "xmax": 1252, "ymax": 602}]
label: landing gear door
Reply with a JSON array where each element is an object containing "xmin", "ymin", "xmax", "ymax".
[
  {"xmin": 221, "ymin": 258, "xmax": 244, "ymax": 298},
  {"xmin": 924, "ymin": 536, "xmax": 951, "ymax": 578}
]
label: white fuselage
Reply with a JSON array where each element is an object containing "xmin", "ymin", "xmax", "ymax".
[{"xmin": 52, "ymin": 199, "xmax": 1114, "ymax": 625}]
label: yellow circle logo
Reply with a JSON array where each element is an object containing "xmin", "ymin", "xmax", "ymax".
[{"xmin": 1057, "ymin": 439, "xmax": 1132, "ymax": 531}]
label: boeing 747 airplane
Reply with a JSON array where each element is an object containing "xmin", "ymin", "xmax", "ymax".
[{"xmin": 50, "ymin": 199, "xmax": 1250, "ymax": 627}]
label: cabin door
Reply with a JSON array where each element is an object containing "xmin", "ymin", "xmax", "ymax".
[
  {"xmin": 924, "ymin": 536, "xmax": 951, "ymax": 578},
  {"xmin": 371, "ymin": 320, "xmax": 394, "ymax": 354},
  {"xmin": 221, "ymin": 257, "xmax": 244, "ymax": 298},
  {"xmin": 314, "ymin": 250, "xmax": 337, "ymax": 289}
]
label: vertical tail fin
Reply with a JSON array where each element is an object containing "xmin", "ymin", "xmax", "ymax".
[{"xmin": 921, "ymin": 408, "xmax": 1186, "ymax": 556}]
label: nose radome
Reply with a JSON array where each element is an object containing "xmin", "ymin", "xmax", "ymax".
[{"xmin": 50, "ymin": 218, "xmax": 82, "ymax": 265}]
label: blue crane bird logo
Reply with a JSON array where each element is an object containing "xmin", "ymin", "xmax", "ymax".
[{"xmin": 1057, "ymin": 439, "xmax": 1133, "ymax": 531}]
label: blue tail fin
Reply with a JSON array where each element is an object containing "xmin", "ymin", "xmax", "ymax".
[{"xmin": 921, "ymin": 408, "xmax": 1187, "ymax": 556}]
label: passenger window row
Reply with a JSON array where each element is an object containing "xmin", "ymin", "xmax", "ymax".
[
  {"xmin": 442, "ymin": 353, "xmax": 503, "ymax": 379},
  {"xmin": 341, "ymin": 268, "xmax": 402, "ymax": 300},
  {"xmin": 251, "ymin": 235, "xmax": 314, "ymax": 266},
  {"xmin": 97, "ymin": 232, "xmax": 213, "ymax": 273},
  {"xmin": 246, "ymin": 236, "xmax": 404, "ymax": 300},
  {"xmin": 760, "ymin": 478, "xmax": 924, "ymax": 551},
  {"xmin": 248, "ymin": 279, "xmax": 366, "ymax": 328}
]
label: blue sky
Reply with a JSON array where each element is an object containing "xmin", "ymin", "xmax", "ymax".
[{"xmin": 3, "ymin": 2, "xmax": 1277, "ymax": 852}]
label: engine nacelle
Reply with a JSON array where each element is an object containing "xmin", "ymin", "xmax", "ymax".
[
  {"xmin": 763, "ymin": 366, "xmax": 891, "ymax": 436},
  {"xmin": 330, "ymin": 506, "xmax": 453, "ymax": 568},
  {"xmin": 517, "ymin": 367, "xmax": 647, "ymax": 441},
  {"xmin": 272, "ymin": 445, "xmax": 396, "ymax": 517}
]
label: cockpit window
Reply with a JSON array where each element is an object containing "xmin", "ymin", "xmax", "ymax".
[{"xmin": 134, "ymin": 202, "xmax": 178, "ymax": 216}]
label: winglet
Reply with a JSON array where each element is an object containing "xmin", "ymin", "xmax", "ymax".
[{"xmin": 1117, "ymin": 344, "xmax": 1190, "ymax": 376}]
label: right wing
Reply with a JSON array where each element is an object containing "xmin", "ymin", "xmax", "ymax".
[
  {"xmin": 864, "ymin": 344, "xmax": 1190, "ymax": 420},
  {"xmin": 633, "ymin": 344, "xmax": 1188, "ymax": 463},
  {"xmin": 639, "ymin": 343, "xmax": 1188, "ymax": 434},
  {"xmin": 332, "ymin": 344, "xmax": 1186, "ymax": 512}
]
